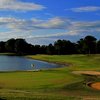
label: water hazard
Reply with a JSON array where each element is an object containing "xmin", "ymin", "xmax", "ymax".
[{"xmin": 0, "ymin": 56, "xmax": 61, "ymax": 71}]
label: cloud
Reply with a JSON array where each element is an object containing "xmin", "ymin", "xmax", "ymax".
[
  {"xmin": 71, "ymin": 6, "xmax": 100, "ymax": 12},
  {"xmin": 38, "ymin": 17, "xmax": 70, "ymax": 29},
  {"xmin": 67, "ymin": 21, "xmax": 100, "ymax": 36},
  {"xmin": 0, "ymin": 16, "xmax": 100, "ymax": 41},
  {"xmin": 0, "ymin": 0, "xmax": 45, "ymax": 11},
  {"xmin": 0, "ymin": 17, "xmax": 71, "ymax": 31},
  {"xmin": 26, "ymin": 32, "xmax": 69, "ymax": 39},
  {"xmin": 0, "ymin": 17, "xmax": 68, "ymax": 40}
]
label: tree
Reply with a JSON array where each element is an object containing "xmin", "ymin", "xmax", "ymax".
[
  {"xmin": 40, "ymin": 45, "xmax": 47, "ymax": 54},
  {"xmin": 97, "ymin": 40, "xmax": 100, "ymax": 53},
  {"xmin": 34, "ymin": 45, "xmax": 41, "ymax": 54},
  {"xmin": 54, "ymin": 40, "xmax": 62, "ymax": 55},
  {"xmin": 14, "ymin": 39, "xmax": 29, "ymax": 54},
  {"xmin": 47, "ymin": 44, "xmax": 55, "ymax": 55},
  {"xmin": 54, "ymin": 40, "xmax": 76, "ymax": 55},
  {"xmin": 5, "ymin": 38, "xmax": 16, "ymax": 52},
  {"xmin": 0, "ymin": 41, "xmax": 6, "ymax": 52},
  {"xmin": 84, "ymin": 36, "xmax": 97, "ymax": 54},
  {"xmin": 77, "ymin": 38, "xmax": 85, "ymax": 54},
  {"xmin": 0, "ymin": 35, "xmax": 99, "ymax": 55}
]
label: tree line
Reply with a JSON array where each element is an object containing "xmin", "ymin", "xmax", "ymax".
[{"xmin": 0, "ymin": 35, "xmax": 100, "ymax": 55}]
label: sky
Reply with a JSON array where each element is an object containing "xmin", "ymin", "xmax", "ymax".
[{"xmin": 0, "ymin": 0, "xmax": 100, "ymax": 45}]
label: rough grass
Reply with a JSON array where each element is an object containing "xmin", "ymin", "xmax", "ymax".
[{"xmin": 0, "ymin": 54, "xmax": 100, "ymax": 99}]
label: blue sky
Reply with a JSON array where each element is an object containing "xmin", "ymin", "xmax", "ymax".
[{"xmin": 0, "ymin": 0, "xmax": 100, "ymax": 45}]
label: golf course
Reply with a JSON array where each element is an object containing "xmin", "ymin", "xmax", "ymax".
[{"xmin": 0, "ymin": 54, "xmax": 99, "ymax": 100}]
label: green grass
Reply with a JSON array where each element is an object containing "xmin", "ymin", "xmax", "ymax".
[
  {"xmin": 0, "ymin": 54, "xmax": 100, "ymax": 99},
  {"xmin": 28, "ymin": 54, "xmax": 100, "ymax": 71}
]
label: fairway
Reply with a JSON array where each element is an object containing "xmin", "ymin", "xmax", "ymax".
[{"xmin": 0, "ymin": 55, "xmax": 100, "ymax": 100}]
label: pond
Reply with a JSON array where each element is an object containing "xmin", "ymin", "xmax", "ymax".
[{"xmin": 0, "ymin": 56, "xmax": 61, "ymax": 71}]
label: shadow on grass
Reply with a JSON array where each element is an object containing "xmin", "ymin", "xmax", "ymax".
[
  {"xmin": 0, "ymin": 98, "xmax": 6, "ymax": 100},
  {"xmin": 1, "ymin": 97, "xmax": 81, "ymax": 100}
]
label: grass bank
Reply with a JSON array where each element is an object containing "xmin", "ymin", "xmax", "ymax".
[
  {"xmin": 28, "ymin": 54, "xmax": 100, "ymax": 71},
  {"xmin": 0, "ymin": 54, "xmax": 100, "ymax": 99}
]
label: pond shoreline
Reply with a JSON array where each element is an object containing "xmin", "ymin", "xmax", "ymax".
[{"xmin": 26, "ymin": 55, "xmax": 70, "ymax": 68}]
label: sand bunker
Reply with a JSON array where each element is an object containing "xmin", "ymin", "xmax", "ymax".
[
  {"xmin": 72, "ymin": 71, "xmax": 100, "ymax": 76},
  {"xmin": 89, "ymin": 82, "xmax": 100, "ymax": 90}
]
